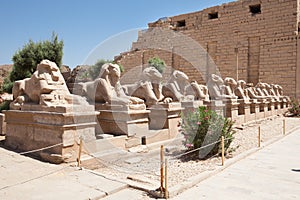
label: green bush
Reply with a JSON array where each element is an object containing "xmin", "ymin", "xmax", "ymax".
[
  {"xmin": 148, "ymin": 57, "xmax": 165, "ymax": 73},
  {"xmin": 1, "ymin": 78, "xmax": 14, "ymax": 94},
  {"xmin": 181, "ymin": 106, "xmax": 235, "ymax": 159},
  {"xmin": 0, "ymin": 101, "xmax": 11, "ymax": 112},
  {"xmin": 287, "ymin": 99, "xmax": 300, "ymax": 117}
]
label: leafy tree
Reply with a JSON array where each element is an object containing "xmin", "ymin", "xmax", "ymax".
[
  {"xmin": 148, "ymin": 57, "xmax": 166, "ymax": 73},
  {"xmin": 2, "ymin": 33, "xmax": 63, "ymax": 93},
  {"xmin": 88, "ymin": 59, "xmax": 124, "ymax": 80}
]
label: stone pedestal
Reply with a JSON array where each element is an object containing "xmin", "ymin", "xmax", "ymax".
[
  {"xmin": 148, "ymin": 102, "xmax": 182, "ymax": 139},
  {"xmin": 274, "ymin": 100, "xmax": 281, "ymax": 115},
  {"xmin": 257, "ymin": 99, "xmax": 268, "ymax": 119},
  {"xmin": 266, "ymin": 100, "xmax": 276, "ymax": 117},
  {"xmin": 207, "ymin": 100, "xmax": 225, "ymax": 116},
  {"xmin": 223, "ymin": 99, "xmax": 239, "ymax": 121},
  {"xmin": 280, "ymin": 99, "xmax": 289, "ymax": 113},
  {"xmin": 4, "ymin": 105, "xmax": 97, "ymax": 163},
  {"xmin": 249, "ymin": 99, "xmax": 260, "ymax": 122},
  {"xmin": 95, "ymin": 103, "xmax": 150, "ymax": 137},
  {"xmin": 181, "ymin": 100, "xmax": 205, "ymax": 116},
  {"xmin": 237, "ymin": 100, "xmax": 251, "ymax": 124},
  {"xmin": 0, "ymin": 113, "xmax": 5, "ymax": 136}
]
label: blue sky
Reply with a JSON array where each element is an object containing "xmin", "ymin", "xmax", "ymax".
[{"xmin": 0, "ymin": 0, "xmax": 233, "ymax": 68}]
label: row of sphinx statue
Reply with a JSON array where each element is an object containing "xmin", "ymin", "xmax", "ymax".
[{"xmin": 9, "ymin": 60, "xmax": 290, "ymax": 110}]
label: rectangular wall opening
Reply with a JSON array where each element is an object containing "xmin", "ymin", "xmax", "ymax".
[
  {"xmin": 176, "ymin": 20, "xmax": 186, "ymax": 27},
  {"xmin": 208, "ymin": 12, "xmax": 218, "ymax": 19},
  {"xmin": 249, "ymin": 4, "xmax": 261, "ymax": 15}
]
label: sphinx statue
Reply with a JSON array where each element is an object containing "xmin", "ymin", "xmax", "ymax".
[
  {"xmin": 139, "ymin": 66, "xmax": 172, "ymax": 104},
  {"xmin": 264, "ymin": 83, "xmax": 280, "ymax": 101},
  {"xmin": 235, "ymin": 80, "xmax": 250, "ymax": 101},
  {"xmin": 207, "ymin": 74, "xmax": 235, "ymax": 100},
  {"xmin": 255, "ymin": 82, "xmax": 273, "ymax": 100},
  {"xmin": 223, "ymin": 77, "xmax": 238, "ymax": 99},
  {"xmin": 186, "ymin": 81, "xmax": 210, "ymax": 102},
  {"xmin": 275, "ymin": 84, "xmax": 290, "ymax": 102},
  {"xmin": 10, "ymin": 59, "xmax": 88, "ymax": 110},
  {"xmin": 245, "ymin": 83, "xmax": 266, "ymax": 100},
  {"xmin": 122, "ymin": 66, "xmax": 161, "ymax": 106},
  {"xmin": 162, "ymin": 70, "xmax": 192, "ymax": 102},
  {"xmin": 78, "ymin": 63, "xmax": 144, "ymax": 107}
]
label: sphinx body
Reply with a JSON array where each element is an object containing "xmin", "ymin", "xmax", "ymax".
[
  {"xmin": 235, "ymin": 80, "xmax": 250, "ymax": 101},
  {"xmin": 186, "ymin": 81, "xmax": 210, "ymax": 102},
  {"xmin": 10, "ymin": 59, "xmax": 88, "ymax": 110},
  {"xmin": 162, "ymin": 70, "xmax": 191, "ymax": 102},
  {"xmin": 207, "ymin": 74, "xmax": 235, "ymax": 100},
  {"xmin": 78, "ymin": 63, "xmax": 144, "ymax": 106},
  {"xmin": 122, "ymin": 66, "xmax": 161, "ymax": 107}
]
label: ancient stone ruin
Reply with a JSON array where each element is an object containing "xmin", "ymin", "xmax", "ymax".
[
  {"xmin": 115, "ymin": 0, "xmax": 300, "ymax": 99},
  {"xmin": 2, "ymin": 0, "xmax": 296, "ymax": 164},
  {"xmin": 5, "ymin": 60, "xmax": 97, "ymax": 163},
  {"xmin": 2, "ymin": 59, "xmax": 290, "ymax": 163}
]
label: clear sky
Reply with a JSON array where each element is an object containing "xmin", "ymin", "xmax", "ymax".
[{"xmin": 0, "ymin": 0, "xmax": 233, "ymax": 68}]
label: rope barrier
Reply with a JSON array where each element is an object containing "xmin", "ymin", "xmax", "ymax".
[
  {"xmin": 170, "ymin": 137, "xmax": 234, "ymax": 160},
  {"xmin": 81, "ymin": 142, "xmax": 160, "ymax": 177},
  {"xmin": 19, "ymin": 143, "xmax": 63, "ymax": 155},
  {"xmin": 170, "ymin": 140, "xmax": 220, "ymax": 159}
]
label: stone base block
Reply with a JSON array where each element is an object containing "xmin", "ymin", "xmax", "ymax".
[
  {"xmin": 149, "ymin": 102, "xmax": 182, "ymax": 130},
  {"xmin": 96, "ymin": 107, "xmax": 150, "ymax": 137},
  {"xmin": 4, "ymin": 109, "xmax": 97, "ymax": 163},
  {"xmin": 148, "ymin": 102, "xmax": 182, "ymax": 142},
  {"xmin": 207, "ymin": 100, "xmax": 225, "ymax": 116},
  {"xmin": 223, "ymin": 100, "xmax": 239, "ymax": 121},
  {"xmin": 0, "ymin": 113, "xmax": 5, "ymax": 136},
  {"xmin": 181, "ymin": 100, "xmax": 205, "ymax": 115}
]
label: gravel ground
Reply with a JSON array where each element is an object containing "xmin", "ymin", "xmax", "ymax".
[{"xmin": 82, "ymin": 116, "xmax": 300, "ymax": 188}]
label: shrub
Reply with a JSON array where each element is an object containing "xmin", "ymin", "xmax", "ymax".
[
  {"xmin": 1, "ymin": 78, "xmax": 14, "ymax": 94},
  {"xmin": 148, "ymin": 57, "xmax": 165, "ymax": 73},
  {"xmin": 0, "ymin": 100, "xmax": 11, "ymax": 112},
  {"xmin": 181, "ymin": 106, "xmax": 235, "ymax": 159},
  {"xmin": 287, "ymin": 99, "xmax": 300, "ymax": 117}
]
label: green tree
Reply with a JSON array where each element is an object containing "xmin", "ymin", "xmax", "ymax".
[
  {"xmin": 2, "ymin": 33, "xmax": 63, "ymax": 93},
  {"xmin": 148, "ymin": 57, "xmax": 166, "ymax": 73},
  {"xmin": 88, "ymin": 59, "xmax": 124, "ymax": 80}
]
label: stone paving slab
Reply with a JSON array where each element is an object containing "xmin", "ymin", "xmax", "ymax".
[
  {"xmin": 0, "ymin": 148, "xmax": 127, "ymax": 200},
  {"xmin": 171, "ymin": 129, "xmax": 300, "ymax": 200}
]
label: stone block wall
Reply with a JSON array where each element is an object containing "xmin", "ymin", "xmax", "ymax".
[{"xmin": 116, "ymin": 0, "xmax": 300, "ymax": 98}]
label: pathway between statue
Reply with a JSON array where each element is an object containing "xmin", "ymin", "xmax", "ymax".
[{"xmin": 0, "ymin": 127, "xmax": 300, "ymax": 199}]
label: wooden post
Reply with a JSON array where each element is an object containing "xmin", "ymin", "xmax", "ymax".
[
  {"xmin": 258, "ymin": 126, "xmax": 261, "ymax": 148},
  {"xmin": 77, "ymin": 137, "xmax": 83, "ymax": 167},
  {"xmin": 283, "ymin": 119, "xmax": 286, "ymax": 135},
  {"xmin": 160, "ymin": 145, "xmax": 165, "ymax": 193},
  {"xmin": 165, "ymin": 158, "xmax": 169, "ymax": 199},
  {"xmin": 221, "ymin": 136, "xmax": 225, "ymax": 166}
]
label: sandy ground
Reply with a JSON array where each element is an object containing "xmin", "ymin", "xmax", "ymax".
[{"xmin": 81, "ymin": 115, "xmax": 300, "ymax": 188}]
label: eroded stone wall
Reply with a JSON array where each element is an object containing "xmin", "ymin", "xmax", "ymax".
[{"xmin": 116, "ymin": 0, "xmax": 300, "ymax": 98}]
